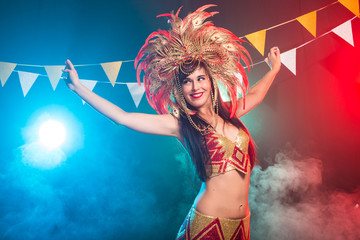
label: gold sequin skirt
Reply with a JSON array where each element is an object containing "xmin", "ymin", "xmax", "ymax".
[{"xmin": 176, "ymin": 207, "xmax": 250, "ymax": 240}]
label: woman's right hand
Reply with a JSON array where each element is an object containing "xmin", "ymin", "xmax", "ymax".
[
  {"xmin": 62, "ymin": 59, "xmax": 81, "ymax": 91},
  {"xmin": 60, "ymin": 61, "xmax": 181, "ymax": 139}
]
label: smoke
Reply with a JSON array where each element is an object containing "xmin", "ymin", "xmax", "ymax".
[
  {"xmin": 0, "ymin": 134, "xmax": 193, "ymax": 240},
  {"xmin": 249, "ymin": 143, "xmax": 360, "ymax": 240},
  {"xmin": 2, "ymin": 132, "xmax": 360, "ymax": 240},
  {"xmin": 20, "ymin": 142, "xmax": 67, "ymax": 169}
]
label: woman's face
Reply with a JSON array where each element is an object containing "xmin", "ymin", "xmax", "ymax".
[{"xmin": 181, "ymin": 66, "xmax": 212, "ymax": 110}]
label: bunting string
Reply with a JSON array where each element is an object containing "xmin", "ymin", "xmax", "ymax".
[
  {"xmin": 13, "ymin": 59, "xmax": 135, "ymax": 68},
  {"xmin": 0, "ymin": 0, "xmax": 359, "ymax": 106},
  {"xmin": 266, "ymin": 1, "xmax": 339, "ymax": 31},
  {"xmin": 11, "ymin": 70, "xmax": 129, "ymax": 85},
  {"xmin": 297, "ymin": 16, "xmax": 357, "ymax": 48},
  {"xmin": 244, "ymin": 15, "xmax": 358, "ymax": 68}
]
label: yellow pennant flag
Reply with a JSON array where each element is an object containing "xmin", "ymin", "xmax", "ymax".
[
  {"xmin": 0, "ymin": 62, "xmax": 16, "ymax": 87},
  {"xmin": 339, "ymin": 0, "xmax": 359, "ymax": 17},
  {"xmin": 245, "ymin": 29, "xmax": 266, "ymax": 56},
  {"xmin": 101, "ymin": 61, "xmax": 122, "ymax": 87},
  {"xmin": 297, "ymin": 11, "xmax": 317, "ymax": 37}
]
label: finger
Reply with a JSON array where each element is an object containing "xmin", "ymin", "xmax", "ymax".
[
  {"xmin": 274, "ymin": 47, "xmax": 280, "ymax": 54},
  {"xmin": 270, "ymin": 47, "xmax": 276, "ymax": 55},
  {"xmin": 66, "ymin": 59, "xmax": 75, "ymax": 70},
  {"xmin": 62, "ymin": 69, "xmax": 70, "ymax": 73},
  {"xmin": 276, "ymin": 48, "xmax": 281, "ymax": 55},
  {"xmin": 271, "ymin": 48, "xmax": 279, "ymax": 57}
]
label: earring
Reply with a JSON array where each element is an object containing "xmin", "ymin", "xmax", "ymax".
[{"xmin": 211, "ymin": 89, "xmax": 216, "ymax": 109}]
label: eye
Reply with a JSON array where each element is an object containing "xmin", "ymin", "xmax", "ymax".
[
  {"xmin": 182, "ymin": 79, "xmax": 191, "ymax": 84},
  {"xmin": 198, "ymin": 77, "xmax": 205, "ymax": 81}
]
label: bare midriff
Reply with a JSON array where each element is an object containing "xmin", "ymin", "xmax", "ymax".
[{"xmin": 194, "ymin": 169, "xmax": 250, "ymax": 219}]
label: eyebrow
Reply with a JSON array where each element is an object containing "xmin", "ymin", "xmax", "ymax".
[{"xmin": 184, "ymin": 74, "xmax": 206, "ymax": 81}]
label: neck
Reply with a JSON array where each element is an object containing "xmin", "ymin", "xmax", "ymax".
[
  {"xmin": 196, "ymin": 103, "xmax": 218, "ymax": 129},
  {"xmin": 197, "ymin": 104, "xmax": 214, "ymax": 119}
]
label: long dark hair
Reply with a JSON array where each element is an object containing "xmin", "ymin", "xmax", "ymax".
[{"xmin": 178, "ymin": 62, "xmax": 257, "ymax": 181}]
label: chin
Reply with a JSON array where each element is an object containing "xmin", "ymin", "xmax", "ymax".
[
  {"xmin": 186, "ymin": 97, "xmax": 210, "ymax": 109},
  {"xmin": 189, "ymin": 101, "xmax": 208, "ymax": 110}
]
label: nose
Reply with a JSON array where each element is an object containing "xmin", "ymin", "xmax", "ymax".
[{"xmin": 191, "ymin": 80, "xmax": 199, "ymax": 92}]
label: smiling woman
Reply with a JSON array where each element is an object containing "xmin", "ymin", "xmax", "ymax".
[
  {"xmin": 62, "ymin": 4, "xmax": 280, "ymax": 239},
  {"xmin": 181, "ymin": 66, "xmax": 213, "ymax": 112}
]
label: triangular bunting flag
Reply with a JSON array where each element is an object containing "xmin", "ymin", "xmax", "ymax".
[
  {"xmin": 0, "ymin": 62, "xmax": 16, "ymax": 87},
  {"xmin": 126, "ymin": 83, "xmax": 145, "ymax": 107},
  {"xmin": 45, "ymin": 65, "xmax": 65, "ymax": 90},
  {"xmin": 234, "ymin": 72, "xmax": 244, "ymax": 85},
  {"xmin": 217, "ymin": 81, "xmax": 230, "ymax": 102},
  {"xmin": 218, "ymin": 73, "xmax": 244, "ymax": 101},
  {"xmin": 297, "ymin": 11, "xmax": 317, "ymax": 37},
  {"xmin": 100, "ymin": 61, "xmax": 122, "ymax": 87},
  {"xmin": 79, "ymin": 79, "xmax": 97, "ymax": 105},
  {"xmin": 18, "ymin": 71, "xmax": 38, "ymax": 97},
  {"xmin": 246, "ymin": 29, "xmax": 266, "ymax": 56},
  {"xmin": 332, "ymin": 20, "xmax": 354, "ymax": 47},
  {"xmin": 339, "ymin": 0, "xmax": 359, "ymax": 17},
  {"xmin": 234, "ymin": 72, "xmax": 245, "ymax": 98},
  {"xmin": 280, "ymin": 49, "xmax": 297, "ymax": 75}
]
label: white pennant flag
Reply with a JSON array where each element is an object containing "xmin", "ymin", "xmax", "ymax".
[
  {"xmin": 126, "ymin": 83, "xmax": 145, "ymax": 107},
  {"xmin": 79, "ymin": 79, "xmax": 97, "ymax": 105},
  {"xmin": 332, "ymin": 20, "xmax": 354, "ymax": 47},
  {"xmin": 217, "ymin": 73, "xmax": 245, "ymax": 102},
  {"xmin": 280, "ymin": 49, "xmax": 297, "ymax": 75},
  {"xmin": 18, "ymin": 71, "xmax": 38, "ymax": 97},
  {"xmin": 45, "ymin": 65, "xmax": 65, "ymax": 90},
  {"xmin": 217, "ymin": 81, "xmax": 230, "ymax": 102},
  {"xmin": 0, "ymin": 62, "xmax": 16, "ymax": 87},
  {"xmin": 234, "ymin": 72, "xmax": 244, "ymax": 85}
]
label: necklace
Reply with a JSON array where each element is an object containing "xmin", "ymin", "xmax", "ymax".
[{"xmin": 186, "ymin": 103, "xmax": 219, "ymax": 135}]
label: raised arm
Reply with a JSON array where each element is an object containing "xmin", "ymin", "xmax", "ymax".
[
  {"xmin": 234, "ymin": 47, "xmax": 281, "ymax": 118},
  {"xmin": 62, "ymin": 59, "xmax": 181, "ymax": 139}
]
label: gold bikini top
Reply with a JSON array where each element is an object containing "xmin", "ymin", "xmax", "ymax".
[{"xmin": 204, "ymin": 128, "xmax": 251, "ymax": 178}]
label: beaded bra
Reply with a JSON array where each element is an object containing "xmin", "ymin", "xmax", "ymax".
[{"xmin": 204, "ymin": 127, "xmax": 251, "ymax": 178}]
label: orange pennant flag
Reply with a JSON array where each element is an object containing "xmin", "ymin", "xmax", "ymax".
[
  {"xmin": 245, "ymin": 29, "xmax": 266, "ymax": 56},
  {"xmin": 297, "ymin": 11, "xmax": 317, "ymax": 37},
  {"xmin": 339, "ymin": 0, "xmax": 359, "ymax": 17}
]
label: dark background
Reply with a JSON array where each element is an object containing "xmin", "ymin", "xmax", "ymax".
[{"xmin": 0, "ymin": 0, "xmax": 359, "ymax": 239}]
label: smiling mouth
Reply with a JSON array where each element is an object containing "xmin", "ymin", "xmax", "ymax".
[{"xmin": 191, "ymin": 92, "xmax": 203, "ymax": 98}]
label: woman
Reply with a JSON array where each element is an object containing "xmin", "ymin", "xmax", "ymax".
[{"xmin": 63, "ymin": 5, "xmax": 280, "ymax": 239}]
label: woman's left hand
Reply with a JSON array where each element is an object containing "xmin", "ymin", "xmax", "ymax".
[{"xmin": 265, "ymin": 47, "xmax": 281, "ymax": 73}]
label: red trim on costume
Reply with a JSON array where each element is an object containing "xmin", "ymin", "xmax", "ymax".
[
  {"xmin": 193, "ymin": 218, "xmax": 225, "ymax": 240},
  {"xmin": 205, "ymin": 132, "xmax": 251, "ymax": 176}
]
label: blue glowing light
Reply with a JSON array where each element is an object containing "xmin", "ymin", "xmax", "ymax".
[
  {"xmin": 38, "ymin": 120, "xmax": 66, "ymax": 149},
  {"xmin": 21, "ymin": 106, "xmax": 84, "ymax": 169}
]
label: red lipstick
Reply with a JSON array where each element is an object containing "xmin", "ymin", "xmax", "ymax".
[{"xmin": 191, "ymin": 92, "xmax": 203, "ymax": 98}]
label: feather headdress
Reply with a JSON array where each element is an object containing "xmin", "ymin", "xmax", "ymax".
[{"xmin": 135, "ymin": 4, "xmax": 252, "ymax": 118}]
